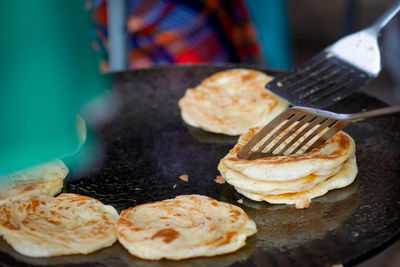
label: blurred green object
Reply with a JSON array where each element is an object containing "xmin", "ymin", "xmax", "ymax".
[
  {"xmin": 0, "ymin": 1, "xmax": 110, "ymax": 175},
  {"xmin": 247, "ymin": 0, "xmax": 292, "ymax": 70}
]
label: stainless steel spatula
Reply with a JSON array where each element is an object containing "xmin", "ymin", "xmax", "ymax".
[
  {"xmin": 266, "ymin": 1, "xmax": 400, "ymax": 108},
  {"xmin": 237, "ymin": 105, "xmax": 400, "ymax": 160}
]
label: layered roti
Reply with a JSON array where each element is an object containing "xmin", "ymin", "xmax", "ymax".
[
  {"xmin": 218, "ymin": 127, "xmax": 358, "ymax": 208},
  {"xmin": 178, "ymin": 69, "xmax": 288, "ymax": 135},
  {"xmin": 0, "ymin": 193, "xmax": 119, "ymax": 257},
  {"xmin": 235, "ymin": 156, "xmax": 357, "ymax": 204},
  {"xmin": 0, "ymin": 160, "xmax": 68, "ymax": 207},
  {"xmin": 116, "ymin": 195, "xmax": 256, "ymax": 260}
]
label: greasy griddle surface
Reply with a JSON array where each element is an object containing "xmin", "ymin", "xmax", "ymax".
[{"xmin": 1, "ymin": 65, "xmax": 399, "ymax": 266}]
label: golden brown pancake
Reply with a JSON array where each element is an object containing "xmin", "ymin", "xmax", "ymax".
[
  {"xmin": 218, "ymin": 125, "xmax": 357, "ymax": 208},
  {"xmin": 220, "ymin": 127, "xmax": 355, "ymax": 181},
  {"xmin": 178, "ymin": 69, "xmax": 288, "ymax": 135},
  {"xmin": 0, "ymin": 160, "xmax": 68, "ymax": 207},
  {"xmin": 235, "ymin": 155, "xmax": 357, "ymax": 206},
  {"xmin": 0, "ymin": 193, "xmax": 119, "ymax": 257},
  {"xmin": 116, "ymin": 195, "xmax": 256, "ymax": 260},
  {"xmin": 219, "ymin": 159, "xmax": 343, "ymax": 195}
]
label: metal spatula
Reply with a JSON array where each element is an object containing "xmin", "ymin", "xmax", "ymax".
[
  {"xmin": 237, "ymin": 105, "xmax": 400, "ymax": 160},
  {"xmin": 266, "ymin": 1, "xmax": 400, "ymax": 108}
]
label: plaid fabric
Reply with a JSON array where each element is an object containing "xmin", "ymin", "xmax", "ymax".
[{"xmin": 91, "ymin": 0, "xmax": 262, "ymax": 70}]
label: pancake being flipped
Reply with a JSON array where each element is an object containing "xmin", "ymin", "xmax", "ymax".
[
  {"xmin": 0, "ymin": 193, "xmax": 119, "ymax": 257},
  {"xmin": 116, "ymin": 195, "xmax": 256, "ymax": 260},
  {"xmin": 218, "ymin": 127, "xmax": 357, "ymax": 208},
  {"xmin": 235, "ymin": 155, "xmax": 357, "ymax": 205},
  {"xmin": 178, "ymin": 69, "xmax": 288, "ymax": 135},
  {"xmin": 219, "ymin": 160, "xmax": 344, "ymax": 195},
  {"xmin": 220, "ymin": 127, "xmax": 355, "ymax": 181},
  {"xmin": 0, "ymin": 160, "xmax": 68, "ymax": 207}
]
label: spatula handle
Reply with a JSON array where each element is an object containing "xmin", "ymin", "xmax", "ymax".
[
  {"xmin": 370, "ymin": 0, "xmax": 400, "ymax": 33},
  {"xmin": 351, "ymin": 106, "xmax": 400, "ymax": 121}
]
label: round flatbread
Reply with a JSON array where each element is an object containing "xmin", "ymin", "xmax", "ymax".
[
  {"xmin": 235, "ymin": 155, "xmax": 357, "ymax": 206},
  {"xmin": 116, "ymin": 195, "xmax": 256, "ymax": 260},
  {"xmin": 0, "ymin": 160, "xmax": 68, "ymax": 207},
  {"xmin": 0, "ymin": 193, "xmax": 119, "ymax": 257},
  {"xmin": 220, "ymin": 128, "xmax": 355, "ymax": 181},
  {"xmin": 178, "ymin": 69, "xmax": 288, "ymax": 135},
  {"xmin": 219, "ymin": 159, "xmax": 343, "ymax": 195}
]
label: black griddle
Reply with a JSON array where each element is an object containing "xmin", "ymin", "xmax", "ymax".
[{"xmin": 0, "ymin": 65, "xmax": 399, "ymax": 267}]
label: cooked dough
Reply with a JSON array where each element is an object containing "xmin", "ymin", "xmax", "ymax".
[
  {"xmin": 178, "ymin": 69, "xmax": 288, "ymax": 135},
  {"xmin": 0, "ymin": 193, "xmax": 119, "ymax": 257},
  {"xmin": 116, "ymin": 195, "xmax": 256, "ymax": 260},
  {"xmin": 235, "ymin": 155, "xmax": 357, "ymax": 206},
  {"xmin": 218, "ymin": 125, "xmax": 357, "ymax": 208},
  {"xmin": 219, "ymin": 159, "xmax": 343, "ymax": 195},
  {"xmin": 220, "ymin": 127, "xmax": 355, "ymax": 181},
  {"xmin": 0, "ymin": 160, "xmax": 68, "ymax": 206}
]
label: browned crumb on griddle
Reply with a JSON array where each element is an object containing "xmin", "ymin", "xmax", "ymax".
[
  {"xmin": 179, "ymin": 174, "xmax": 189, "ymax": 182},
  {"xmin": 237, "ymin": 199, "xmax": 243, "ymax": 204},
  {"xmin": 214, "ymin": 175, "xmax": 226, "ymax": 184},
  {"xmin": 295, "ymin": 199, "xmax": 310, "ymax": 209},
  {"xmin": 173, "ymin": 184, "xmax": 177, "ymax": 189}
]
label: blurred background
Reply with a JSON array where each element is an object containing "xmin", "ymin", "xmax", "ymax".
[{"xmin": 91, "ymin": 0, "xmax": 400, "ymax": 107}]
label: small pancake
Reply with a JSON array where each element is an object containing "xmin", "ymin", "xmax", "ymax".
[
  {"xmin": 235, "ymin": 155, "xmax": 357, "ymax": 206},
  {"xmin": 178, "ymin": 69, "xmax": 288, "ymax": 135},
  {"xmin": 116, "ymin": 195, "xmax": 256, "ymax": 260},
  {"xmin": 0, "ymin": 193, "xmax": 119, "ymax": 257},
  {"xmin": 219, "ymin": 159, "xmax": 343, "ymax": 195},
  {"xmin": 0, "ymin": 160, "xmax": 68, "ymax": 207},
  {"xmin": 220, "ymin": 128, "xmax": 355, "ymax": 181}
]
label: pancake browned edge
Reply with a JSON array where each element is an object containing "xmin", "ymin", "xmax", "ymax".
[
  {"xmin": 178, "ymin": 69, "xmax": 288, "ymax": 135},
  {"xmin": 0, "ymin": 160, "xmax": 68, "ymax": 207},
  {"xmin": 0, "ymin": 193, "xmax": 119, "ymax": 257},
  {"xmin": 218, "ymin": 127, "xmax": 357, "ymax": 209},
  {"xmin": 116, "ymin": 195, "xmax": 257, "ymax": 260}
]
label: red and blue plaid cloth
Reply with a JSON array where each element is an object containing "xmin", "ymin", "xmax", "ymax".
[{"xmin": 91, "ymin": 0, "xmax": 262, "ymax": 71}]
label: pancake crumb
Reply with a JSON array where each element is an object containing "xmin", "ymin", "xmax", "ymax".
[
  {"xmin": 173, "ymin": 184, "xmax": 177, "ymax": 189},
  {"xmin": 237, "ymin": 199, "xmax": 243, "ymax": 204},
  {"xmin": 215, "ymin": 175, "xmax": 226, "ymax": 184},
  {"xmin": 295, "ymin": 199, "xmax": 310, "ymax": 209},
  {"xmin": 179, "ymin": 174, "xmax": 189, "ymax": 182}
]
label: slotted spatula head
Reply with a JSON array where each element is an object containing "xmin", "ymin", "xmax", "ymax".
[
  {"xmin": 237, "ymin": 105, "xmax": 400, "ymax": 160},
  {"xmin": 266, "ymin": 51, "xmax": 374, "ymax": 108}
]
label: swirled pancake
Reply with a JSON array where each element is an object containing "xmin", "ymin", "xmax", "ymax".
[
  {"xmin": 178, "ymin": 69, "xmax": 288, "ymax": 135},
  {"xmin": 219, "ymin": 159, "xmax": 344, "ymax": 195},
  {"xmin": 116, "ymin": 195, "xmax": 256, "ymax": 260},
  {"xmin": 218, "ymin": 125, "xmax": 357, "ymax": 208},
  {"xmin": 220, "ymin": 128, "xmax": 355, "ymax": 181},
  {"xmin": 235, "ymin": 155, "xmax": 357, "ymax": 206},
  {"xmin": 0, "ymin": 160, "xmax": 68, "ymax": 207},
  {"xmin": 0, "ymin": 193, "xmax": 119, "ymax": 257}
]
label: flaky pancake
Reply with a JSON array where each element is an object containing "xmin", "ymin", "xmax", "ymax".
[
  {"xmin": 220, "ymin": 127, "xmax": 355, "ymax": 181},
  {"xmin": 235, "ymin": 155, "xmax": 357, "ymax": 205},
  {"xmin": 219, "ymin": 159, "xmax": 344, "ymax": 195},
  {"xmin": 178, "ymin": 69, "xmax": 288, "ymax": 135},
  {"xmin": 116, "ymin": 195, "xmax": 256, "ymax": 260},
  {"xmin": 0, "ymin": 160, "xmax": 68, "ymax": 206},
  {"xmin": 0, "ymin": 193, "xmax": 119, "ymax": 257}
]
